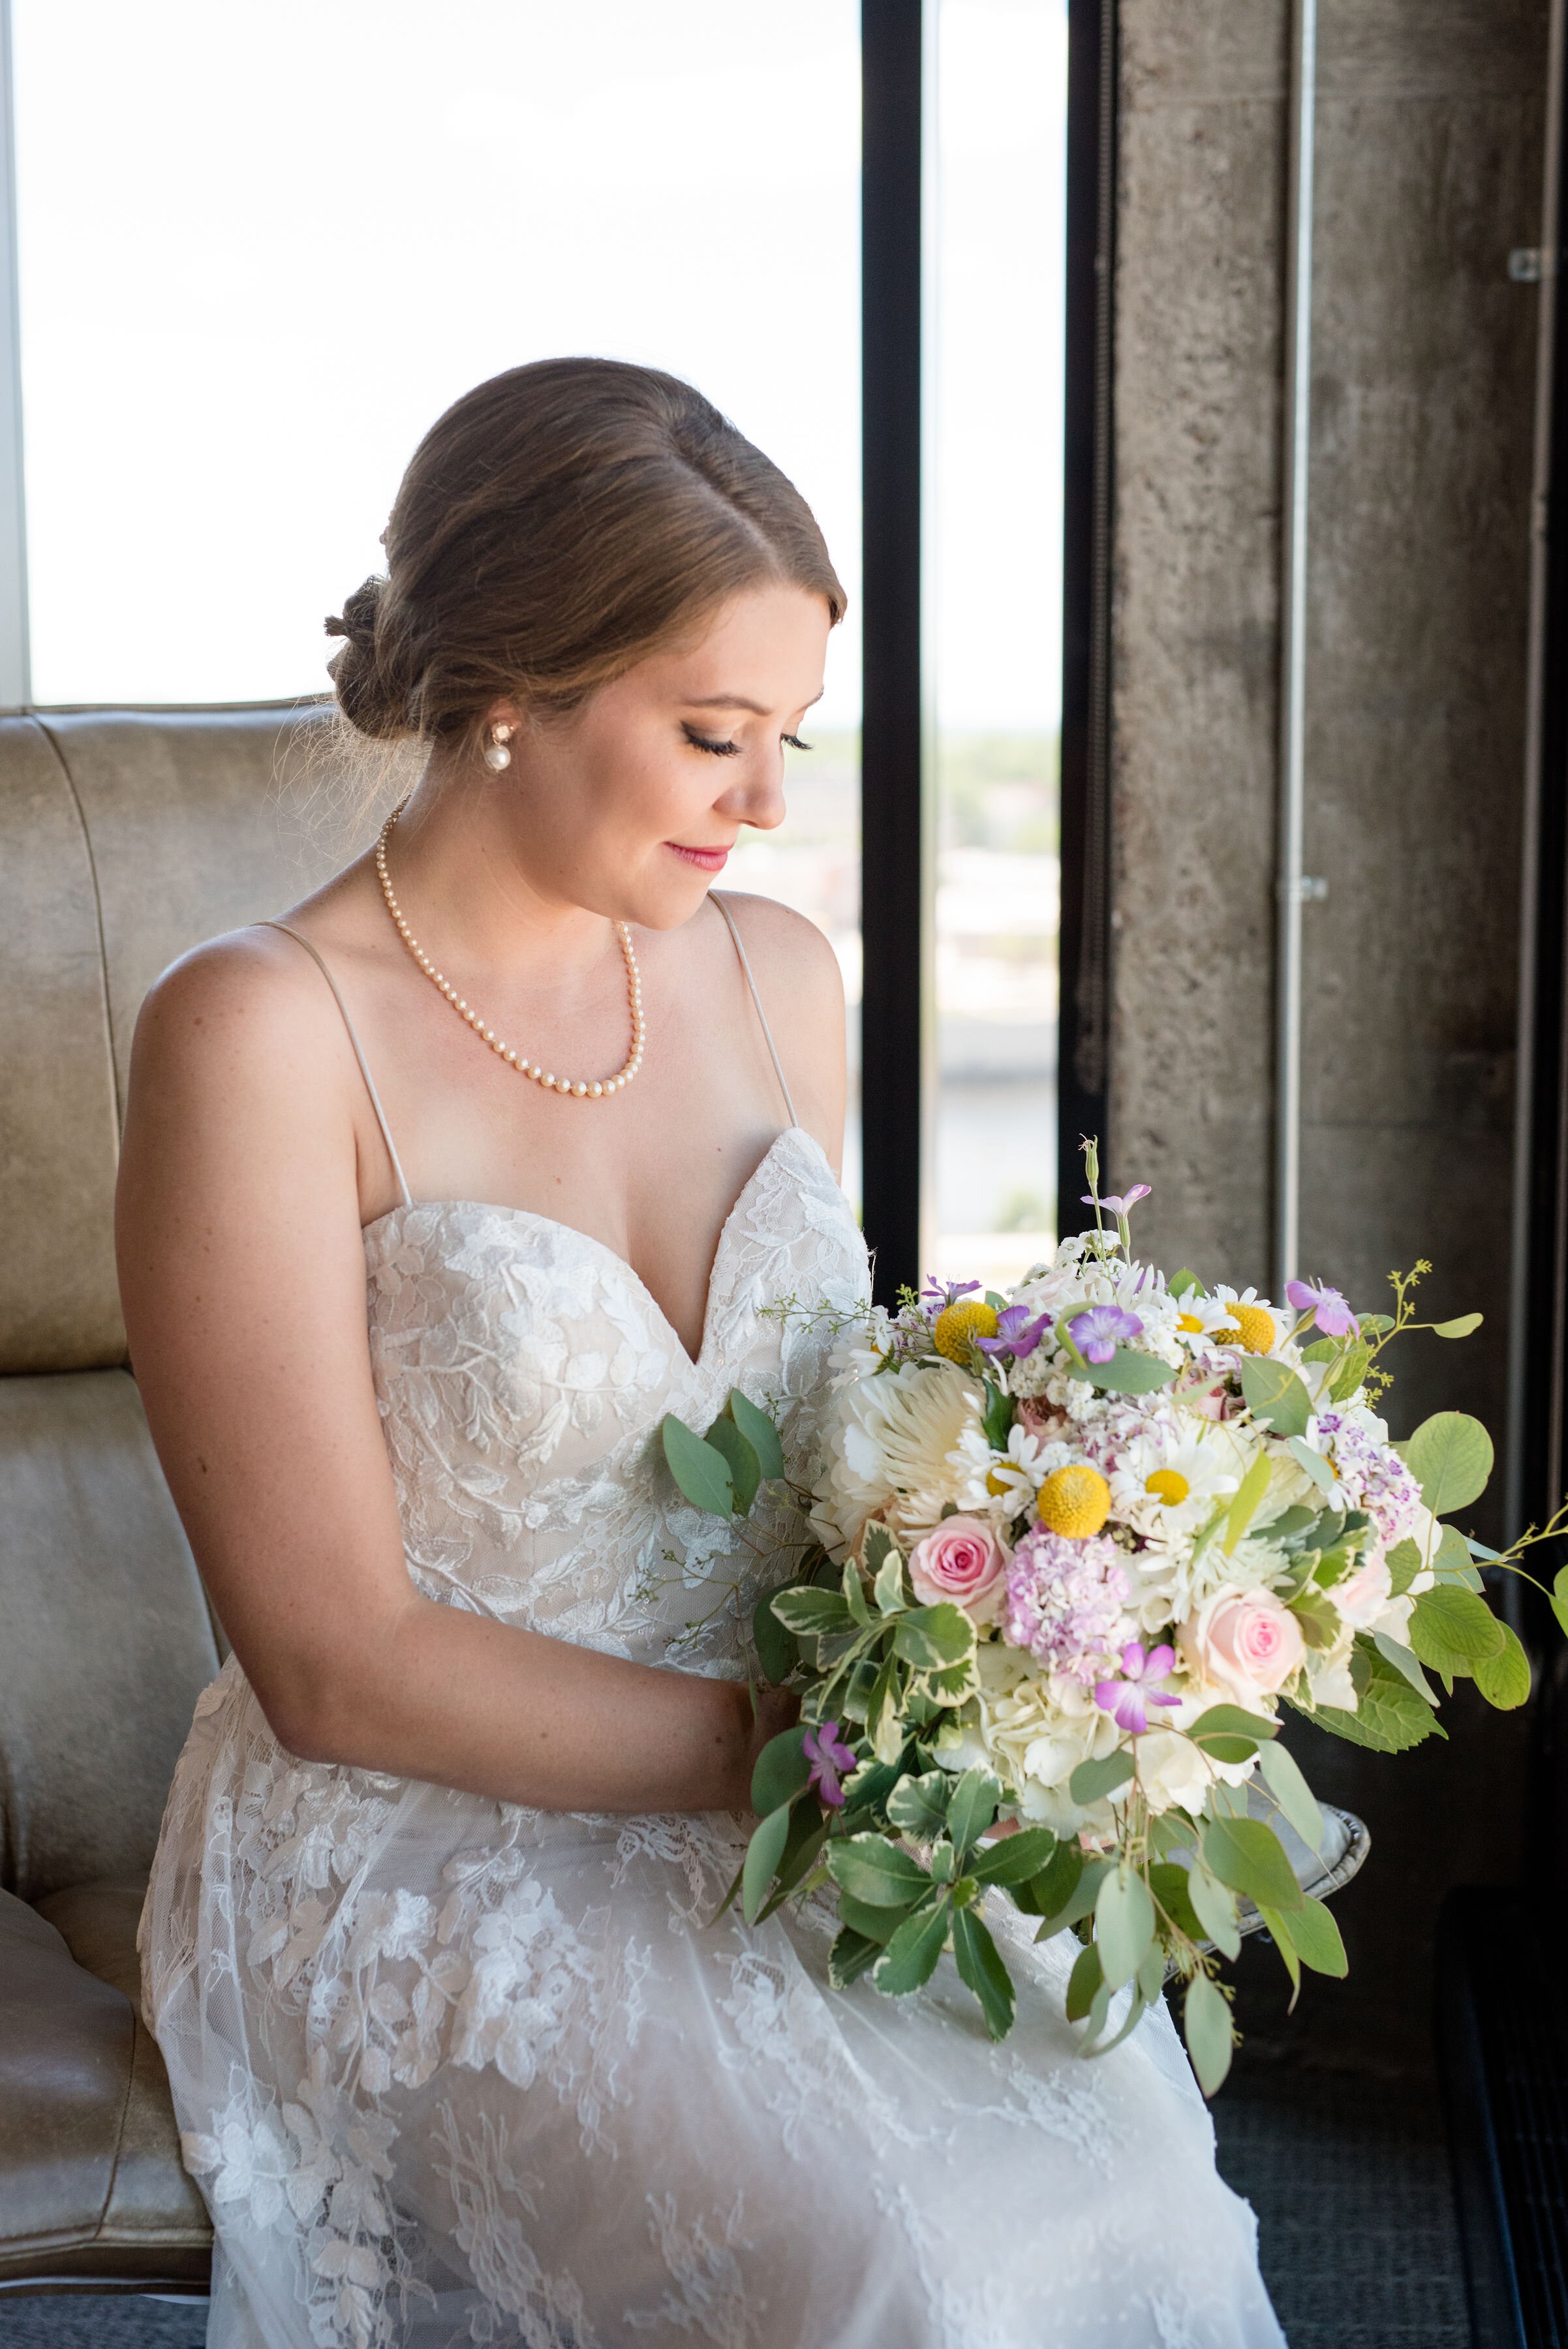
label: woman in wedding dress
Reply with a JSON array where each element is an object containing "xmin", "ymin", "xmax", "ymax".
[{"xmin": 120, "ymin": 358, "xmax": 1284, "ymax": 2349}]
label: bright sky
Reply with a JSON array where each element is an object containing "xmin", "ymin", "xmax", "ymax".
[{"xmin": 14, "ymin": 0, "xmax": 1064, "ymax": 730}]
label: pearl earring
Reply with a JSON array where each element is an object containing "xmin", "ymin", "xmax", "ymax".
[{"xmin": 483, "ymin": 722, "xmax": 515, "ymax": 773}]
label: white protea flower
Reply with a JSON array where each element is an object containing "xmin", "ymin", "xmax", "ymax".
[{"xmin": 810, "ymin": 1358, "xmax": 983, "ymax": 1552}]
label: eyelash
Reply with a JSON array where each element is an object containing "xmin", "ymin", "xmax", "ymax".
[{"xmin": 683, "ymin": 726, "xmax": 814, "ymax": 758}]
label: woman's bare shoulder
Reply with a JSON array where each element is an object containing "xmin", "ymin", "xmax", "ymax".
[
  {"xmin": 127, "ymin": 921, "xmax": 361, "ymax": 1126},
  {"xmin": 713, "ymin": 889, "xmax": 844, "ymax": 1016}
]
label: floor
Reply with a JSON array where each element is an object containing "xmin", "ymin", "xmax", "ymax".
[{"xmin": 0, "ymin": 2061, "xmax": 1472, "ymax": 2348}]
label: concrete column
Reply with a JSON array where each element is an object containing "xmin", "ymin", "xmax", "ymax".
[{"xmin": 1107, "ymin": 0, "xmax": 1548, "ymax": 2066}]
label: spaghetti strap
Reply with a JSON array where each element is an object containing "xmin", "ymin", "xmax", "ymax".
[
  {"xmin": 711, "ymin": 894, "xmax": 799, "ymax": 1129},
  {"xmin": 262, "ymin": 922, "xmax": 414, "ymax": 1209}
]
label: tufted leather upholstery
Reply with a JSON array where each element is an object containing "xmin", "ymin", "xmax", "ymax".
[{"xmin": 0, "ymin": 704, "xmax": 380, "ymax": 2294}]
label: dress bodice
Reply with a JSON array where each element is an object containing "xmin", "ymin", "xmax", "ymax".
[{"xmin": 362, "ymin": 1124, "xmax": 869, "ymax": 1670}]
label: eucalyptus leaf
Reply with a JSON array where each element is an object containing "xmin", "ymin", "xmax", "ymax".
[
  {"xmin": 1287, "ymin": 1436, "xmax": 1338, "ymax": 1499},
  {"xmin": 752, "ymin": 1589, "xmax": 799, "ymax": 1685},
  {"xmin": 1473, "ymin": 1622, "xmax": 1531, "ymax": 1711},
  {"xmin": 1096, "ymin": 1866, "xmax": 1157, "ymax": 1992},
  {"xmin": 1402, "ymin": 1411, "xmax": 1494, "ymax": 1517},
  {"xmin": 1186, "ymin": 1862, "xmax": 1242, "ymax": 1959},
  {"xmin": 1149, "ymin": 1861, "xmax": 1205, "ymax": 1942},
  {"xmin": 725, "ymin": 1388, "xmax": 785, "ymax": 1480},
  {"xmin": 1257, "ymin": 1738, "xmax": 1324, "ymax": 1852},
  {"xmin": 1014, "ymin": 1838, "xmax": 1082, "ymax": 1921},
  {"xmin": 1432, "ymin": 1525, "xmax": 1483, "ymax": 1589},
  {"xmin": 1202, "ymin": 1816, "xmax": 1303, "ymax": 1913},
  {"xmin": 1069, "ymin": 1750, "xmax": 1136, "ymax": 1806},
  {"xmin": 750, "ymin": 1725, "xmax": 811, "ymax": 1817},
  {"xmin": 1065, "ymin": 1942, "xmax": 1103, "ymax": 2024},
  {"xmin": 1187, "ymin": 1704, "xmax": 1278, "ymax": 1746},
  {"xmin": 1289, "ymin": 1895, "xmax": 1349, "ymax": 1976},
  {"xmin": 1257, "ymin": 1902, "xmax": 1302, "ymax": 2002},
  {"xmin": 1184, "ymin": 1973, "xmax": 1235, "ymax": 2096},
  {"xmin": 741, "ymin": 1803, "xmax": 792, "ymax": 1924},
  {"xmin": 872, "ymin": 1898, "xmax": 951, "ymax": 1994},
  {"xmin": 1553, "ymin": 1564, "xmax": 1568, "ymax": 1644},
  {"xmin": 660, "ymin": 1414, "xmax": 733, "ymax": 1517},
  {"xmin": 1240, "ymin": 1357, "xmax": 1312, "ymax": 1437},
  {"xmin": 703, "ymin": 1415, "xmax": 760, "ymax": 1515},
  {"xmin": 1170, "ymin": 1268, "xmax": 1205, "ymax": 1299},
  {"xmin": 1036, "ymin": 1854, "xmax": 1108, "ymax": 1937},
  {"xmin": 1084, "ymin": 1348, "xmax": 1178, "ymax": 1395},
  {"xmin": 951, "ymin": 1907, "xmax": 1016, "ymax": 2039},
  {"xmin": 1329, "ymin": 1342, "xmax": 1372, "ymax": 1404},
  {"xmin": 1432, "ymin": 1313, "xmax": 1484, "ymax": 1340},
  {"xmin": 1225, "ymin": 1454, "xmax": 1274, "ymax": 1554}
]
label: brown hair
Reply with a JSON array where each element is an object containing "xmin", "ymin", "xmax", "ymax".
[{"xmin": 325, "ymin": 358, "xmax": 845, "ymax": 748}]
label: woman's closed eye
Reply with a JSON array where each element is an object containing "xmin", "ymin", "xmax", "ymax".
[{"xmin": 681, "ymin": 723, "xmax": 813, "ymax": 756}]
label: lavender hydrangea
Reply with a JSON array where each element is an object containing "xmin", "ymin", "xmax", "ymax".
[
  {"xmin": 1316, "ymin": 1409, "xmax": 1422, "ymax": 1550},
  {"xmin": 1002, "ymin": 1528, "xmax": 1134, "ymax": 1685}
]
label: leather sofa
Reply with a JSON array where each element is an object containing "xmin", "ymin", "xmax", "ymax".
[{"xmin": 0, "ymin": 704, "xmax": 381, "ymax": 2298}]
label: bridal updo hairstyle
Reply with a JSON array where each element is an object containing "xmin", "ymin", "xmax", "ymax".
[{"xmin": 326, "ymin": 358, "xmax": 846, "ymax": 752}]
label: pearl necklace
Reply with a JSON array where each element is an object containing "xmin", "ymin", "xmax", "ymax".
[{"xmin": 375, "ymin": 799, "xmax": 645, "ymax": 1100}]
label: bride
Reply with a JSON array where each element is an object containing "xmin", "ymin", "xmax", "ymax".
[{"xmin": 120, "ymin": 358, "xmax": 1284, "ymax": 2348}]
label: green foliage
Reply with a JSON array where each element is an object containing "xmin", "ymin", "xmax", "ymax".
[
  {"xmin": 1473, "ymin": 1623, "xmax": 1531, "ymax": 1711},
  {"xmin": 945, "ymin": 1768, "xmax": 1002, "ymax": 1857},
  {"xmin": 1066, "ymin": 1941, "xmax": 1103, "ymax": 2021},
  {"xmin": 770, "ymin": 1587, "xmax": 854, "ymax": 1636},
  {"xmin": 1288, "ymin": 1896, "xmax": 1349, "ymax": 1977},
  {"xmin": 703, "ymin": 1415, "xmax": 760, "ymax": 1514},
  {"xmin": 981, "ymin": 1381, "xmax": 1015, "ymax": 1451},
  {"xmin": 750, "ymin": 1726, "xmax": 811, "ymax": 1817},
  {"xmin": 1328, "ymin": 1342, "xmax": 1372, "ymax": 1404},
  {"xmin": 893, "ymin": 1606, "xmax": 976, "ymax": 1671},
  {"xmin": 1084, "ymin": 1348, "xmax": 1178, "ymax": 1395},
  {"xmin": 885, "ymin": 1770, "xmax": 953, "ymax": 1838},
  {"xmin": 661, "ymin": 1414, "xmax": 733, "ymax": 1516},
  {"xmin": 827, "ymin": 1927, "xmax": 880, "ymax": 1988},
  {"xmin": 970, "ymin": 1827, "xmax": 1058, "ymax": 1888},
  {"xmin": 1385, "ymin": 1537, "xmax": 1423, "ymax": 1597},
  {"xmin": 1310, "ymin": 1636, "xmax": 1447, "ymax": 1751},
  {"xmin": 752, "ymin": 1588, "xmax": 799, "ymax": 1685},
  {"xmin": 1170, "ymin": 1268, "xmax": 1205, "ymax": 1298},
  {"xmin": 1225, "ymin": 1454, "xmax": 1274, "ymax": 1553},
  {"xmin": 1240, "ymin": 1357, "xmax": 1312, "ymax": 1437},
  {"xmin": 1069, "ymin": 1750, "xmax": 1135, "ymax": 1806},
  {"xmin": 742, "ymin": 1804, "xmax": 792, "ymax": 1924},
  {"xmin": 1187, "ymin": 1704, "xmax": 1278, "ymax": 1747},
  {"xmin": 1015, "ymin": 1838, "xmax": 1083, "ymax": 1922},
  {"xmin": 872, "ymin": 1899, "xmax": 951, "ymax": 1994},
  {"xmin": 1553, "ymin": 1564, "xmax": 1568, "ymax": 1644},
  {"xmin": 725, "ymin": 1388, "xmax": 785, "ymax": 1480},
  {"xmin": 826, "ymin": 1836, "xmax": 932, "ymax": 1907},
  {"xmin": 1202, "ymin": 1816, "xmax": 1303, "ymax": 1914},
  {"xmin": 1186, "ymin": 1862, "xmax": 1241, "ymax": 1959},
  {"xmin": 1432, "ymin": 1313, "xmax": 1484, "ymax": 1339},
  {"xmin": 1402, "ymin": 1412, "xmax": 1494, "ymax": 1517},
  {"xmin": 1407, "ymin": 1586, "xmax": 1505, "ymax": 1676},
  {"xmin": 1257, "ymin": 1738, "xmax": 1323, "ymax": 1852},
  {"xmin": 1184, "ymin": 1973, "xmax": 1235, "ymax": 2096},
  {"xmin": 1287, "ymin": 1436, "xmax": 1338, "ymax": 1499},
  {"xmin": 950, "ymin": 1909, "xmax": 1015, "ymax": 2038},
  {"xmin": 1096, "ymin": 1867, "xmax": 1157, "ymax": 1991},
  {"xmin": 1287, "ymin": 1587, "xmax": 1342, "ymax": 1651},
  {"xmin": 1148, "ymin": 1862, "xmax": 1205, "ymax": 1942}
]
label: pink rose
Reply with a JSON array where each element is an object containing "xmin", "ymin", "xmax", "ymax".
[
  {"xmin": 1182, "ymin": 1586, "xmax": 1304, "ymax": 1703},
  {"xmin": 1332, "ymin": 1553, "xmax": 1392, "ymax": 1630},
  {"xmin": 908, "ymin": 1516, "xmax": 1006, "ymax": 1619}
]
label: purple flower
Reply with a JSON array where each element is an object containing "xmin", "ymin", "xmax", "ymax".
[
  {"xmin": 920, "ymin": 1276, "xmax": 981, "ymax": 1308},
  {"xmin": 1286, "ymin": 1278, "xmax": 1360, "ymax": 1338},
  {"xmin": 1094, "ymin": 1641, "xmax": 1180, "ymax": 1737},
  {"xmin": 1002, "ymin": 1529, "xmax": 1133, "ymax": 1683},
  {"xmin": 1082, "ymin": 1184, "xmax": 1152, "ymax": 1218},
  {"xmin": 977, "ymin": 1303, "xmax": 1051, "ymax": 1361},
  {"xmin": 1068, "ymin": 1305, "xmax": 1144, "ymax": 1364},
  {"xmin": 803, "ymin": 1719, "xmax": 857, "ymax": 1809}
]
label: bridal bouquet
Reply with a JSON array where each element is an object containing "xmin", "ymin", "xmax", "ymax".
[{"xmin": 662, "ymin": 1145, "xmax": 1563, "ymax": 2093}]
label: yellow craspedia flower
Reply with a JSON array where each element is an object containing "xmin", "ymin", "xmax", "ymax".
[
  {"xmin": 1037, "ymin": 1463, "xmax": 1112, "ymax": 1539},
  {"xmin": 1223, "ymin": 1302, "xmax": 1276, "ymax": 1355},
  {"xmin": 932, "ymin": 1298, "xmax": 999, "ymax": 1360},
  {"xmin": 1145, "ymin": 1468, "xmax": 1190, "ymax": 1505}
]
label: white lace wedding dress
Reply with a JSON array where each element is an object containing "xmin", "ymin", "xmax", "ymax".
[{"xmin": 140, "ymin": 917, "xmax": 1285, "ymax": 2349}]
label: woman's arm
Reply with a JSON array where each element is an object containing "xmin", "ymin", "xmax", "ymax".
[{"xmin": 115, "ymin": 931, "xmax": 791, "ymax": 1811}]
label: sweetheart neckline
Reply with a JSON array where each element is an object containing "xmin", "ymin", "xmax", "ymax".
[{"xmin": 360, "ymin": 1125, "xmax": 838, "ymax": 1375}]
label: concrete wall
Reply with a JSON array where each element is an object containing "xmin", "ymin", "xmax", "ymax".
[{"xmin": 1107, "ymin": 0, "xmax": 1548, "ymax": 2068}]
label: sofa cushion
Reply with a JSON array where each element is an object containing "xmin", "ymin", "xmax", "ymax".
[
  {"xmin": 0, "ymin": 1884, "xmax": 209, "ymax": 2288},
  {"xmin": 0, "ymin": 1371, "xmax": 220, "ymax": 1902}
]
